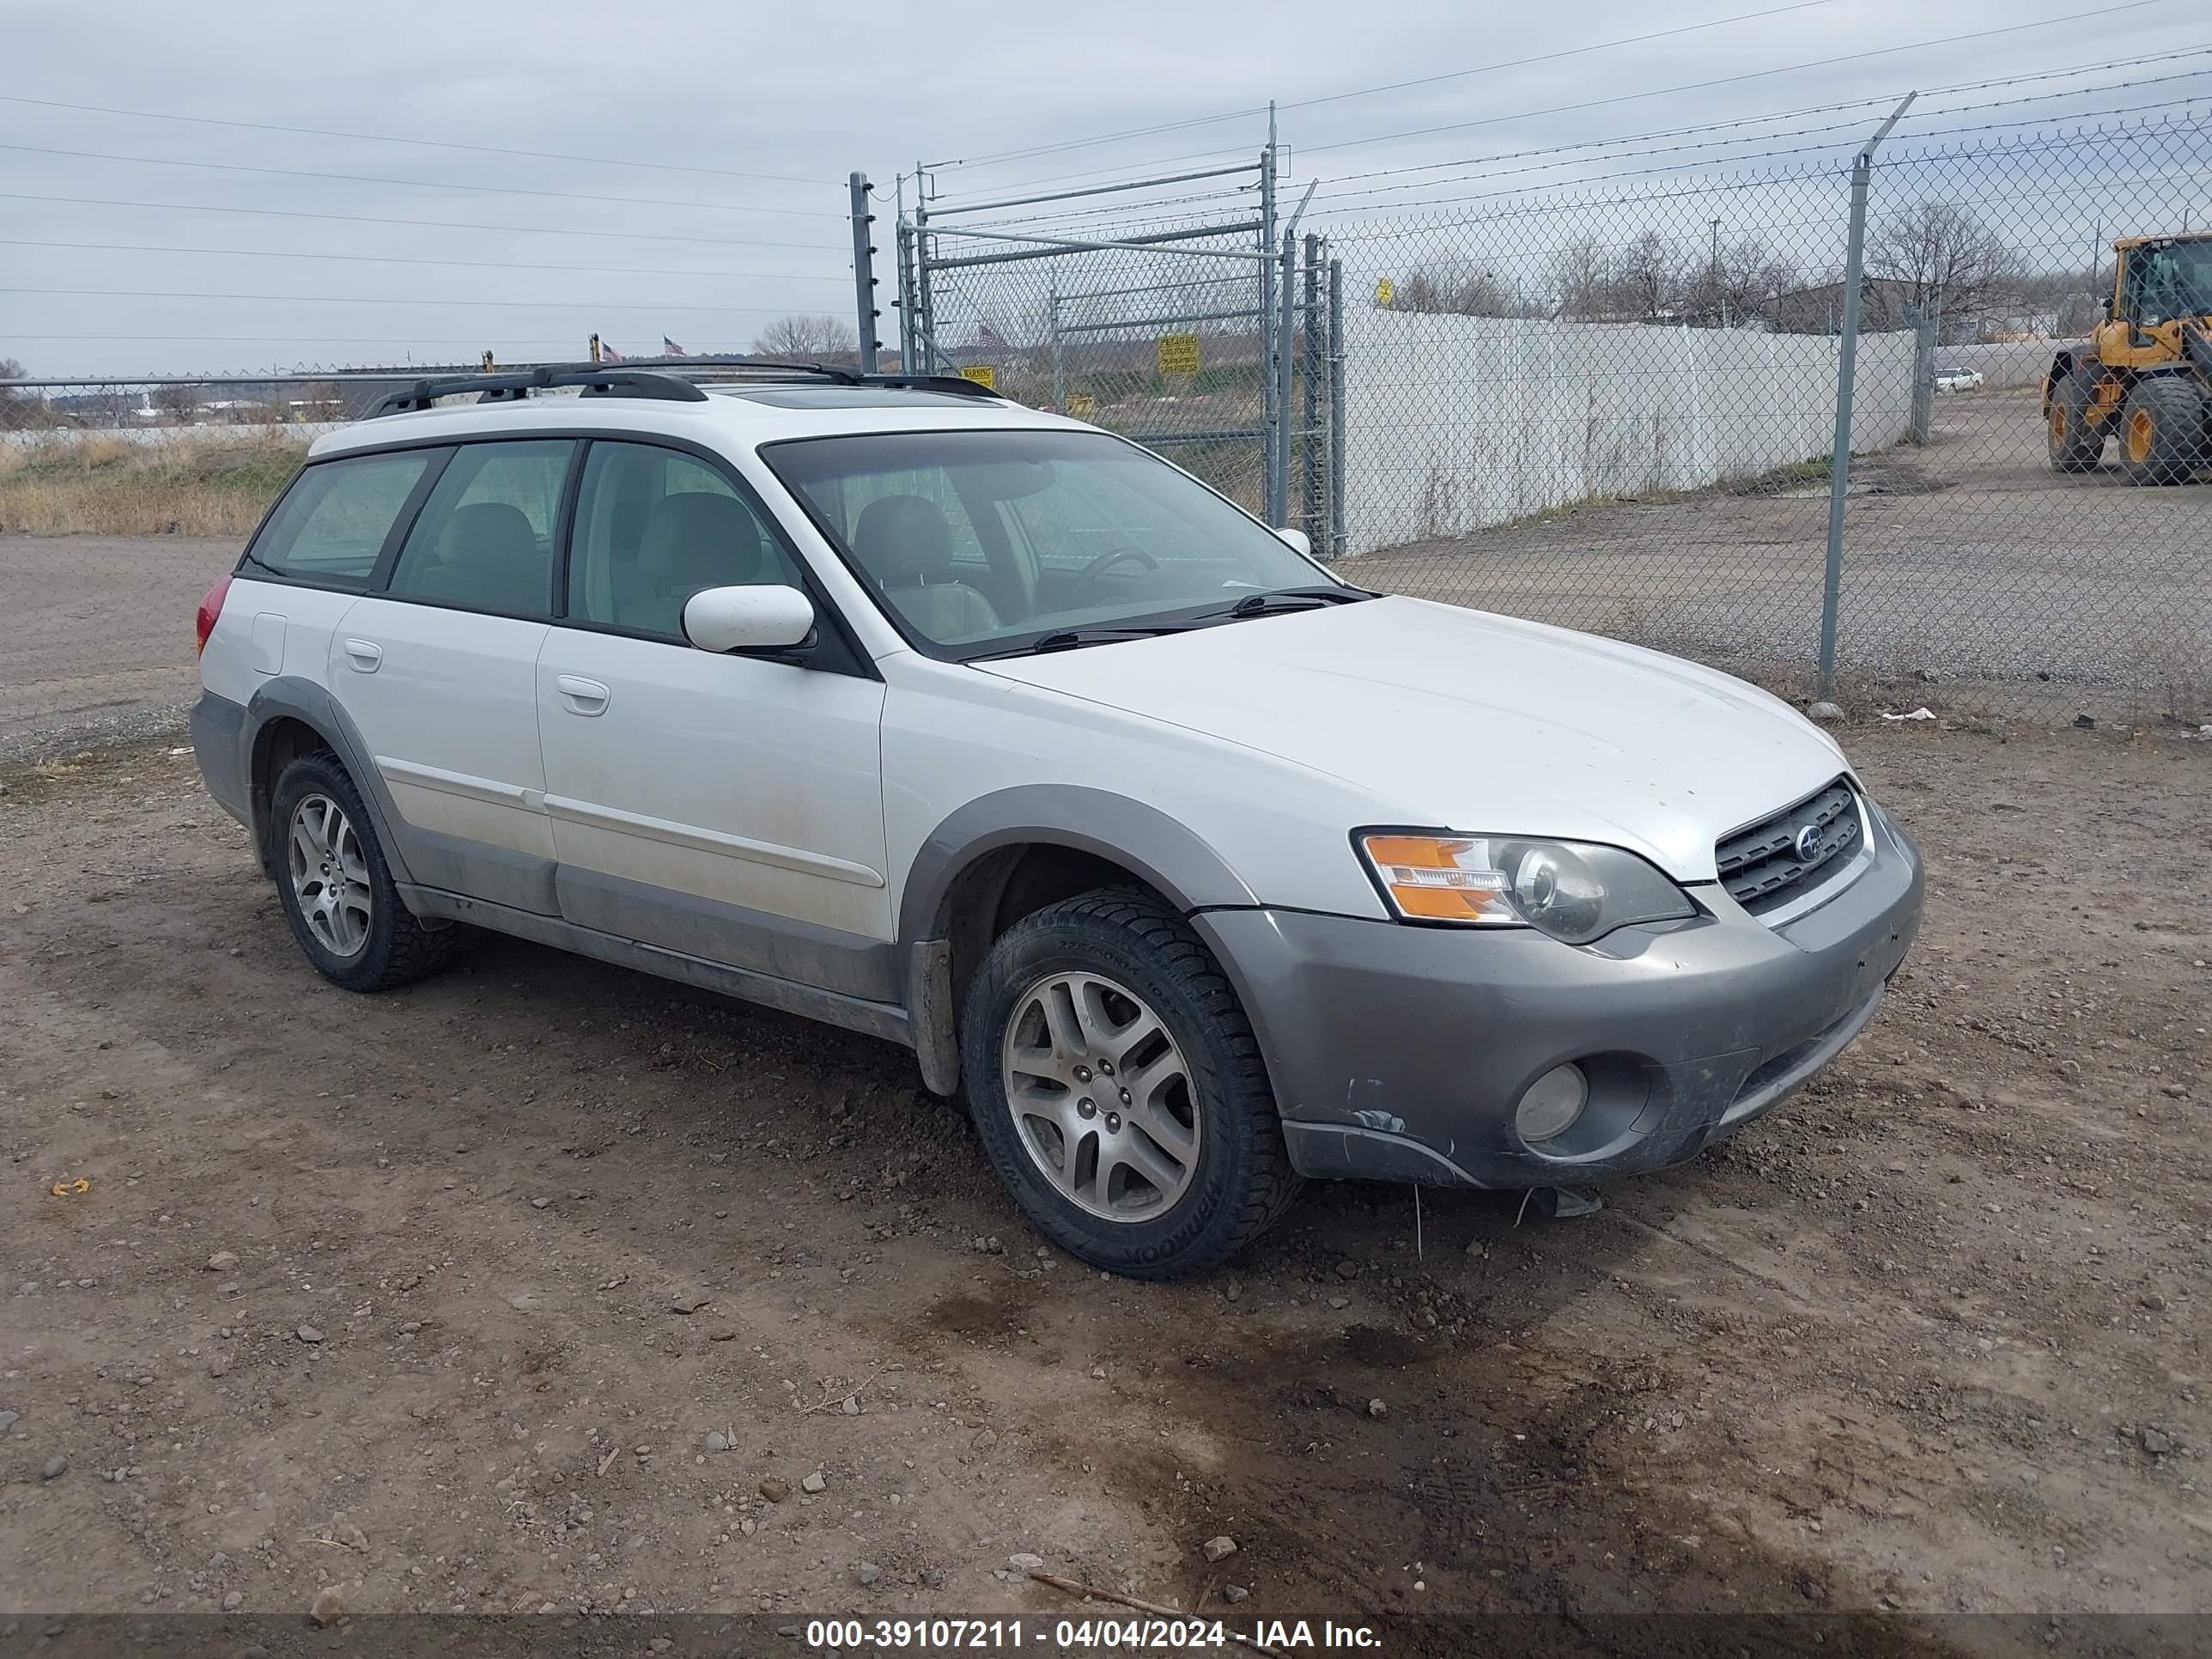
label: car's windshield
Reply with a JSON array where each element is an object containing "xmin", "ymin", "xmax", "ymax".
[{"xmin": 761, "ymin": 428, "xmax": 1343, "ymax": 659}]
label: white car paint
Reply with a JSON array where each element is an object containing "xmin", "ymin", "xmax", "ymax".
[{"xmin": 208, "ymin": 383, "xmax": 1856, "ymax": 951}]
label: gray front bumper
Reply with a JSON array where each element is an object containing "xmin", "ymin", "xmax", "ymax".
[{"xmin": 1194, "ymin": 805, "xmax": 1923, "ymax": 1189}]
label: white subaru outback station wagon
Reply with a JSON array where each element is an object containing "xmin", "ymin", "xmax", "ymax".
[{"xmin": 191, "ymin": 362, "xmax": 1923, "ymax": 1279}]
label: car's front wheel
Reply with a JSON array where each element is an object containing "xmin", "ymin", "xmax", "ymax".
[
  {"xmin": 268, "ymin": 751, "xmax": 457, "ymax": 993},
  {"xmin": 959, "ymin": 890, "xmax": 1301, "ymax": 1279}
]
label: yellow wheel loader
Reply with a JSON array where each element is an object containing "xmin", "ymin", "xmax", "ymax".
[{"xmin": 2042, "ymin": 233, "xmax": 2212, "ymax": 483}]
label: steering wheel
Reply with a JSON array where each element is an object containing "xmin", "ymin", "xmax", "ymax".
[{"xmin": 1068, "ymin": 544, "xmax": 1159, "ymax": 600}]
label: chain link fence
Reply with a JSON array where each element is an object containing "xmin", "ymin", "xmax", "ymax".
[
  {"xmin": 1317, "ymin": 108, "xmax": 2212, "ymax": 728},
  {"xmin": 900, "ymin": 104, "xmax": 2211, "ymax": 732}
]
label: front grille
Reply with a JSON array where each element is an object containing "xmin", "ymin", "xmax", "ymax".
[{"xmin": 1716, "ymin": 779, "xmax": 1863, "ymax": 915}]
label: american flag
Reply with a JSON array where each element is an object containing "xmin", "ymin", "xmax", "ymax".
[
  {"xmin": 661, "ymin": 337, "xmax": 689, "ymax": 357},
  {"xmin": 599, "ymin": 340, "xmax": 624, "ymax": 363}
]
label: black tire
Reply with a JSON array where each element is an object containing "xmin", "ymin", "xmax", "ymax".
[
  {"xmin": 266, "ymin": 750, "xmax": 458, "ymax": 993},
  {"xmin": 2045, "ymin": 371, "xmax": 2104, "ymax": 472},
  {"xmin": 2118, "ymin": 376, "xmax": 2206, "ymax": 485},
  {"xmin": 959, "ymin": 890, "xmax": 1300, "ymax": 1279}
]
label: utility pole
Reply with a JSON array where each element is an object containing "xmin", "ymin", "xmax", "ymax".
[
  {"xmin": 848, "ymin": 173, "xmax": 881, "ymax": 374},
  {"xmin": 1711, "ymin": 218, "xmax": 1725, "ymax": 329}
]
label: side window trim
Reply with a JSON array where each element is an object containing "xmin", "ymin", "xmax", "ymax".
[
  {"xmin": 550, "ymin": 437, "xmax": 875, "ymax": 678},
  {"xmin": 364, "ymin": 447, "xmax": 456, "ymax": 592},
  {"xmin": 550, "ymin": 438, "xmax": 591, "ymax": 620}
]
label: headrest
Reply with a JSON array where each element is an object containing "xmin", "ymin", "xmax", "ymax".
[
  {"xmin": 434, "ymin": 501, "xmax": 538, "ymax": 568},
  {"xmin": 851, "ymin": 493, "xmax": 955, "ymax": 585},
  {"xmin": 639, "ymin": 491, "xmax": 763, "ymax": 588}
]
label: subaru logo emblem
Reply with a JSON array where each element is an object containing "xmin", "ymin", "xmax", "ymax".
[{"xmin": 1793, "ymin": 823, "xmax": 1822, "ymax": 862}]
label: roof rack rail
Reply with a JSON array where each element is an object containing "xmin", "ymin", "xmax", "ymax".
[
  {"xmin": 371, "ymin": 364, "xmax": 708, "ymax": 416},
  {"xmin": 368, "ymin": 358, "xmax": 1007, "ymax": 417}
]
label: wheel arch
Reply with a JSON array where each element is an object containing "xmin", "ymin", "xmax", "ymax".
[
  {"xmin": 897, "ymin": 787, "xmax": 1262, "ymax": 1097},
  {"xmin": 241, "ymin": 678, "xmax": 416, "ymax": 888}
]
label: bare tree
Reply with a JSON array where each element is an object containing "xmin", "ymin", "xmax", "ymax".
[
  {"xmin": 1869, "ymin": 201, "xmax": 2015, "ymax": 339},
  {"xmin": 1547, "ymin": 235, "xmax": 1613, "ymax": 321},
  {"xmin": 1613, "ymin": 232, "xmax": 1679, "ymax": 321},
  {"xmin": 1389, "ymin": 255, "xmax": 1530, "ymax": 318},
  {"xmin": 151, "ymin": 383, "xmax": 201, "ymax": 423},
  {"xmin": 752, "ymin": 314, "xmax": 858, "ymax": 359},
  {"xmin": 0, "ymin": 356, "xmax": 35, "ymax": 430}
]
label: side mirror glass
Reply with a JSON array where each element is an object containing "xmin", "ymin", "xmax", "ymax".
[
  {"xmin": 1273, "ymin": 526, "xmax": 1313, "ymax": 558},
  {"xmin": 682, "ymin": 585, "xmax": 815, "ymax": 653}
]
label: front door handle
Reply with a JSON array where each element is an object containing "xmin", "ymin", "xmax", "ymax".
[
  {"xmin": 556, "ymin": 674, "xmax": 611, "ymax": 716},
  {"xmin": 342, "ymin": 639, "xmax": 382, "ymax": 672}
]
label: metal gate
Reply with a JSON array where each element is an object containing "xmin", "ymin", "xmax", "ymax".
[{"xmin": 884, "ymin": 149, "xmax": 1345, "ymax": 553}]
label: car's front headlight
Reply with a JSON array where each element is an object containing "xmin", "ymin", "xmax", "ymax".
[{"xmin": 1357, "ymin": 832, "xmax": 1696, "ymax": 945}]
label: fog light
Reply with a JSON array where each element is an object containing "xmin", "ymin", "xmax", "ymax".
[{"xmin": 1516, "ymin": 1063, "xmax": 1589, "ymax": 1143}]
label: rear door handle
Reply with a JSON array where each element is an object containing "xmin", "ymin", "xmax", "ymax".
[
  {"xmin": 556, "ymin": 674, "xmax": 611, "ymax": 716},
  {"xmin": 342, "ymin": 639, "xmax": 382, "ymax": 672}
]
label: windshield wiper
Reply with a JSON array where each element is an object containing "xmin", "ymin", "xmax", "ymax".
[
  {"xmin": 1213, "ymin": 584, "xmax": 1376, "ymax": 620},
  {"xmin": 968, "ymin": 622, "xmax": 1199, "ymax": 660}
]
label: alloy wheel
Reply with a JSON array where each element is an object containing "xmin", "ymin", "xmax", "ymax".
[
  {"xmin": 1000, "ymin": 970, "xmax": 1200, "ymax": 1221},
  {"xmin": 286, "ymin": 793, "xmax": 372, "ymax": 958}
]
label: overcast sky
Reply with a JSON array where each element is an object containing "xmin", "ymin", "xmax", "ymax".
[{"xmin": 3, "ymin": 0, "xmax": 2204, "ymax": 378}]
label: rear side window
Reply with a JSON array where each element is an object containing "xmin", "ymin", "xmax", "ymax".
[
  {"xmin": 385, "ymin": 440, "xmax": 574, "ymax": 617},
  {"xmin": 248, "ymin": 451, "xmax": 434, "ymax": 585}
]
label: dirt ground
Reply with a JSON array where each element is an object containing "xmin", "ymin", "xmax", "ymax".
[{"xmin": 1, "ymin": 722, "xmax": 2206, "ymax": 1650}]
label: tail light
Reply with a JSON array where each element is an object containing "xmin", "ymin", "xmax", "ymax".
[{"xmin": 195, "ymin": 574, "xmax": 234, "ymax": 657}]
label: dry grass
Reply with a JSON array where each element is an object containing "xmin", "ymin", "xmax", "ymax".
[{"xmin": 0, "ymin": 432, "xmax": 306, "ymax": 537}]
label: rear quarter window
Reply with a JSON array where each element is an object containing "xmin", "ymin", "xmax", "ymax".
[{"xmin": 246, "ymin": 449, "xmax": 437, "ymax": 586}]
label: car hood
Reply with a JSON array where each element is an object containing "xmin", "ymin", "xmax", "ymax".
[{"xmin": 974, "ymin": 595, "xmax": 1848, "ymax": 882}]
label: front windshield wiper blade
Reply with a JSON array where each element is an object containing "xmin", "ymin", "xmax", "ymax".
[
  {"xmin": 968, "ymin": 623, "xmax": 1199, "ymax": 660},
  {"xmin": 1215, "ymin": 584, "xmax": 1377, "ymax": 619}
]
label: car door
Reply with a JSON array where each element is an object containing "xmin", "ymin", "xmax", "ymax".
[
  {"xmin": 537, "ymin": 440, "xmax": 894, "ymax": 1002},
  {"xmin": 331, "ymin": 439, "xmax": 577, "ymax": 915}
]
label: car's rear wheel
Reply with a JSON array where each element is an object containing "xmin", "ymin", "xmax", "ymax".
[
  {"xmin": 960, "ymin": 890, "xmax": 1300, "ymax": 1279},
  {"xmin": 2118, "ymin": 376, "xmax": 2205, "ymax": 484},
  {"xmin": 268, "ymin": 751, "xmax": 457, "ymax": 992},
  {"xmin": 2045, "ymin": 372, "xmax": 2104, "ymax": 472}
]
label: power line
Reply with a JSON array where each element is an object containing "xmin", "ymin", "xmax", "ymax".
[
  {"xmin": 0, "ymin": 286, "xmax": 807, "ymax": 314},
  {"xmin": 1298, "ymin": 0, "xmax": 2169, "ymax": 155},
  {"xmin": 0, "ymin": 140, "xmax": 842, "ymax": 218},
  {"xmin": 937, "ymin": 0, "xmax": 1847, "ymax": 171},
  {"xmin": 1298, "ymin": 46, "xmax": 2212, "ymax": 196},
  {"xmin": 0, "ymin": 237, "xmax": 848, "ymax": 283},
  {"xmin": 927, "ymin": 0, "xmax": 2168, "ymax": 204},
  {"xmin": 0, "ymin": 191, "xmax": 845, "ymax": 252},
  {"xmin": 1296, "ymin": 70, "xmax": 2212, "ymax": 210},
  {"xmin": 0, "ymin": 93, "xmax": 832, "ymax": 186}
]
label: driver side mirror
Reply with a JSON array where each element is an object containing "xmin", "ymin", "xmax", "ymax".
[
  {"xmin": 682, "ymin": 585, "xmax": 815, "ymax": 654},
  {"xmin": 1273, "ymin": 526, "xmax": 1314, "ymax": 558}
]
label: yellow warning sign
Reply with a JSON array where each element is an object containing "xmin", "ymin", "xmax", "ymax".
[
  {"xmin": 1157, "ymin": 333, "xmax": 1201, "ymax": 377},
  {"xmin": 1375, "ymin": 277, "xmax": 1395, "ymax": 307},
  {"xmin": 959, "ymin": 365, "xmax": 996, "ymax": 390},
  {"xmin": 1067, "ymin": 392, "xmax": 1097, "ymax": 419}
]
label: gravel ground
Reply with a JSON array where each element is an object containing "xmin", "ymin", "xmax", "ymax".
[
  {"xmin": 1346, "ymin": 390, "xmax": 2212, "ymax": 726},
  {"xmin": 0, "ymin": 533, "xmax": 234, "ymax": 760},
  {"xmin": 1, "ymin": 723, "xmax": 2206, "ymax": 1648}
]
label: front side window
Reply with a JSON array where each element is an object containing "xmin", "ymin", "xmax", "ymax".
[
  {"xmin": 565, "ymin": 441, "xmax": 804, "ymax": 639},
  {"xmin": 763, "ymin": 429, "xmax": 1336, "ymax": 658},
  {"xmin": 385, "ymin": 440, "xmax": 574, "ymax": 616},
  {"xmin": 248, "ymin": 450, "xmax": 434, "ymax": 586}
]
